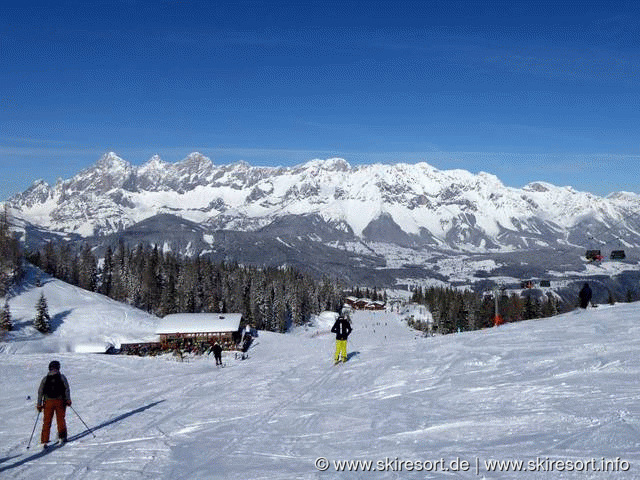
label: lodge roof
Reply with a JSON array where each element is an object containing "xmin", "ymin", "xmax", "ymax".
[{"xmin": 156, "ymin": 313, "xmax": 242, "ymax": 335}]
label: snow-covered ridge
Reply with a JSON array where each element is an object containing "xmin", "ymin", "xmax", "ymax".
[{"xmin": 6, "ymin": 152, "xmax": 640, "ymax": 251}]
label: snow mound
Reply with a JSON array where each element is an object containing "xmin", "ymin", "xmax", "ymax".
[
  {"xmin": 0, "ymin": 265, "xmax": 159, "ymax": 354},
  {"xmin": 315, "ymin": 310, "xmax": 338, "ymax": 329}
]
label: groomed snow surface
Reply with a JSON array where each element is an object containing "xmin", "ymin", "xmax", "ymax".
[{"xmin": 2, "ymin": 273, "xmax": 640, "ymax": 478}]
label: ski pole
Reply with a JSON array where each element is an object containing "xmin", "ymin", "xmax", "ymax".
[
  {"xmin": 70, "ymin": 405, "xmax": 96, "ymax": 438},
  {"xmin": 27, "ymin": 410, "xmax": 40, "ymax": 450}
]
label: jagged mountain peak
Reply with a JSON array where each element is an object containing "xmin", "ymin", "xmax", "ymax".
[
  {"xmin": 178, "ymin": 152, "xmax": 214, "ymax": 170},
  {"xmin": 94, "ymin": 152, "xmax": 131, "ymax": 171},
  {"xmin": 10, "ymin": 179, "xmax": 53, "ymax": 208},
  {"xmin": 144, "ymin": 154, "xmax": 166, "ymax": 165},
  {"xmin": 299, "ymin": 158, "xmax": 352, "ymax": 172},
  {"xmin": 607, "ymin": 191, "xmax": 640, "ymax": 202}
]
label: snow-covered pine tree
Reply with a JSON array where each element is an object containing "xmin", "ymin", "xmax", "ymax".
[
  {"xmin": 477, "ymin": 294, "xmax": 495, "ymax": 329},
  {"xmin": 158, "ymin": 258, "xmax": 178, "ymax": 317},
  {"xmin": 34, "ymin": 293, "xmax": 51, "ymax": 333},
  {"xmin": 0, "ymin": 302, "xmax": 12, "ymax": 331},
  {"xmin": 78, "ymin": 243, "xmax": 97, "ymax": 292},
  {"xmin": 522, "ymin": 295, "xmax": 542, "ymax": 320},
  {"xmin": 0, "ymin": 207, "xmax": 22, "ymax": 294},
  {"xmin": 99, "ymin": 245, "xmax": 114, "ymax": 296},
  {"xmin": 141, "ymin": 245, "xmax": 161, "ymax": 312},
  {"xmin": 541, "ymin": 293, "xmax": 558, "ymax": 317}
]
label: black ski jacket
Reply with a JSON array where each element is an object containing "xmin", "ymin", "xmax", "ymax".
[
  {"xmin": 37, "ymin": 372, "xmax": 71, "ymax": 407},
  {"xmin": 579, "ymin": 283, "xmax": 592, "ymax": 308},
  {"xmin": 331, "ymin": 318, "xmax": 352, "ymax": 341}
]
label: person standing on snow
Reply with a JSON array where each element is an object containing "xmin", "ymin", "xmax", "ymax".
[
  {"xmin": 579, "ymin": 282, "xmax": 592, "ymax": 309},
  {"xmin": 331, "ymin": 314, "xmax": 352, "ymax": 364},
  {"xmin": 37, "ymin": 360, "xmax": 71, "ymax": 447},
  {"xmin": 213, "ymin": 341, "xmax": 223, "ymax": 366}
]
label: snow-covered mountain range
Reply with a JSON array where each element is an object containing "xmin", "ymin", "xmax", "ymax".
[{"xmin": 6, "ymin": 152, "xmax": 640, "ymax": 286}]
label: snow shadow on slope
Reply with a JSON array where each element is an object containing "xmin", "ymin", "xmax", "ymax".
[
  {"xmin": 0, "ymin": 446, "xmax": 61, "ymax": 473},
  {"xmin": 0, "ymin": 400, "xmax": 165, "ymax": 473},
  {"xmin": 0, "ymin": 454, "xmax": 21, "ymax": 466},
  {"xmin": 49, "ymin": 309, "xmax": 72, "ymax": 333},
  {"xmin": 6, "ymin": 269, "xmax": 51, "ymax": 298},
  {"xmin": 68, "ymin": 400, "xmax": 166, "ymax": 442}
]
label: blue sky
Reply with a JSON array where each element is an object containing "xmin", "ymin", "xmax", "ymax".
[{"xmin": 2, "ymin": 0, "xmax": 640, "ymax": 199}]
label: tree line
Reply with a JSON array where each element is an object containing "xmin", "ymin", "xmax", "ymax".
[
  {"xmin": 0, "ymin": 208, "xmax": 23, "ymax": 333},
  {"xmin": 27, "ymin": 240, "xmax": 345, "ymax": 333},
  {"xmin": 0, "ymin": 208, "xmax": 22, "ymax": 297},
  {"xmin": 410, "ymin": 286, "xmax": 567, "ymax": 335}
]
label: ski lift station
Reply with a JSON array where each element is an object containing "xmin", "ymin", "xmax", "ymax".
[{"xmin": 156, "ymin": 313, "xmax": 243, "ymax": 344}]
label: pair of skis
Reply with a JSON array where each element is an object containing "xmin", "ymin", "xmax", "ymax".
[{"xmin": 41, "ymin": 439, "xmax": 66, "ymax": 450}]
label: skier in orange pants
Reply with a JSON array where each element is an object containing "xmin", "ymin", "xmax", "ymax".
[{"xmin": 37, "ymin": 360, "xmax": 72, "ymax": 447}]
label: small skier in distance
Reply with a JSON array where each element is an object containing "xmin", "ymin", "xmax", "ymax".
[
  {"xmin": 331, "ymin": 311, "xmax": 352, "ymax": 364},
  {"xmin": 213, "ymin": 341, "xmax": 223, "ymax": 366},
  {"xmin": 579, "ymin": 282, "xmax": 592, "ymax": 309}
]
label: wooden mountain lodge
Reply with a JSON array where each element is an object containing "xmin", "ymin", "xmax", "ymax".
[
  {"xmin": 344, "ymin": 296, "xmax": 386, "ymax": 311},
  {"xmin": 156, "ymin": 313, "xmax": 243, "ymax": 344},
  {"xmin": 120, "ymin": 313, "xmax": 243, "ymax": 355}
]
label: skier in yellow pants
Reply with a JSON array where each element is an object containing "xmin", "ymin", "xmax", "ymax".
[
  {"xmin": 335, "ymin": 339, "xmax": 348, "ymax": 363},
  {"xmin": 331, "ymin": 314, "xmax": 352, "ymax": 364}
]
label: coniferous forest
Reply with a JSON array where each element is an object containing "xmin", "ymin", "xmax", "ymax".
[
  {"xmin": 28, "ymin": 241, "xmax": 344, "ymax": 333},
  {"xmin": 409, "ymin": 285, "xmax": 570, "ymax": 335},
  {"xmin": 0, "ymin": 209, "xmax": 22, "ymax": 297}
]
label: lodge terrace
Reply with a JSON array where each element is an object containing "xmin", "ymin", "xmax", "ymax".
[{"xmin": 120, "ymin": 313, "xmax": 244, "ymax": 356}]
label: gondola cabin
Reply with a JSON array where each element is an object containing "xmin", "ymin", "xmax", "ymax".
[
  {"xmin": 585, "ymin": 249, "xmax": 602, "ymax": 261},
  {"xmin": 610, "ymin": 250, "xmax": 626, "ymax": 260}
]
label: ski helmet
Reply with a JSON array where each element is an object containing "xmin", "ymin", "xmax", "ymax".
[{"xmin": 48, "ymin": 360, "xmax": 61, "ymax": 371}]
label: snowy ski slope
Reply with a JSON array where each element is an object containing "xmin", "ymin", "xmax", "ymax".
[{"xmin": 2, "ymin": 274, "xmax": 640, "ymax": 479}]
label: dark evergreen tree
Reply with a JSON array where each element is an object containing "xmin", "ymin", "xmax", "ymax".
[
  {"xmin": 100, "ymin": 246, "xmax": 114, "ymax": 297},
  {"xmin": 0, "ymin": 302, "xmax": 12, "ymax": 331},
  {"xmin": 541, "ymin": 293, "xmax": 558, "ymax": 317},
  {"xmin": 42, "ymin": 242, "xmax": 56, "ymax": 276},
  {"xmin": 477, "ymin": 295, "xmax": 495, "ymax": 329},
  {"xmin": 111, "ymin": 240, "xmax": 128, "ymax": 302},
  {"xmin": 158, "ymin": 253, "xmax": 179, "ymax": 316},
  {"xmin": 626, "ymin": 289, "xmax": 635, "ymax": 303},
  {"xmin": 454, "ymin": 297, "xmax": 470, "ymax": 332},
  {"xmin": 504, "ymin": 294, "xmax": 523, "ymax": 323},
  {"xmin": 141, "ymin": 246, "xmax": 161, "ymax": 312},
  {"xmin": 78, "ymin": 243, "xmax": 97, "ymax": 292},
  {"xmin": 522, "ymin": 295, "xmax": 542, "ymax": 320},
  {"xmin": 0, "ymin": 207, "xmax": 22, "ymax": 294},
  {"xmin": 34, "ymin": 293, "xmax": 51, "ymax": 333}
]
